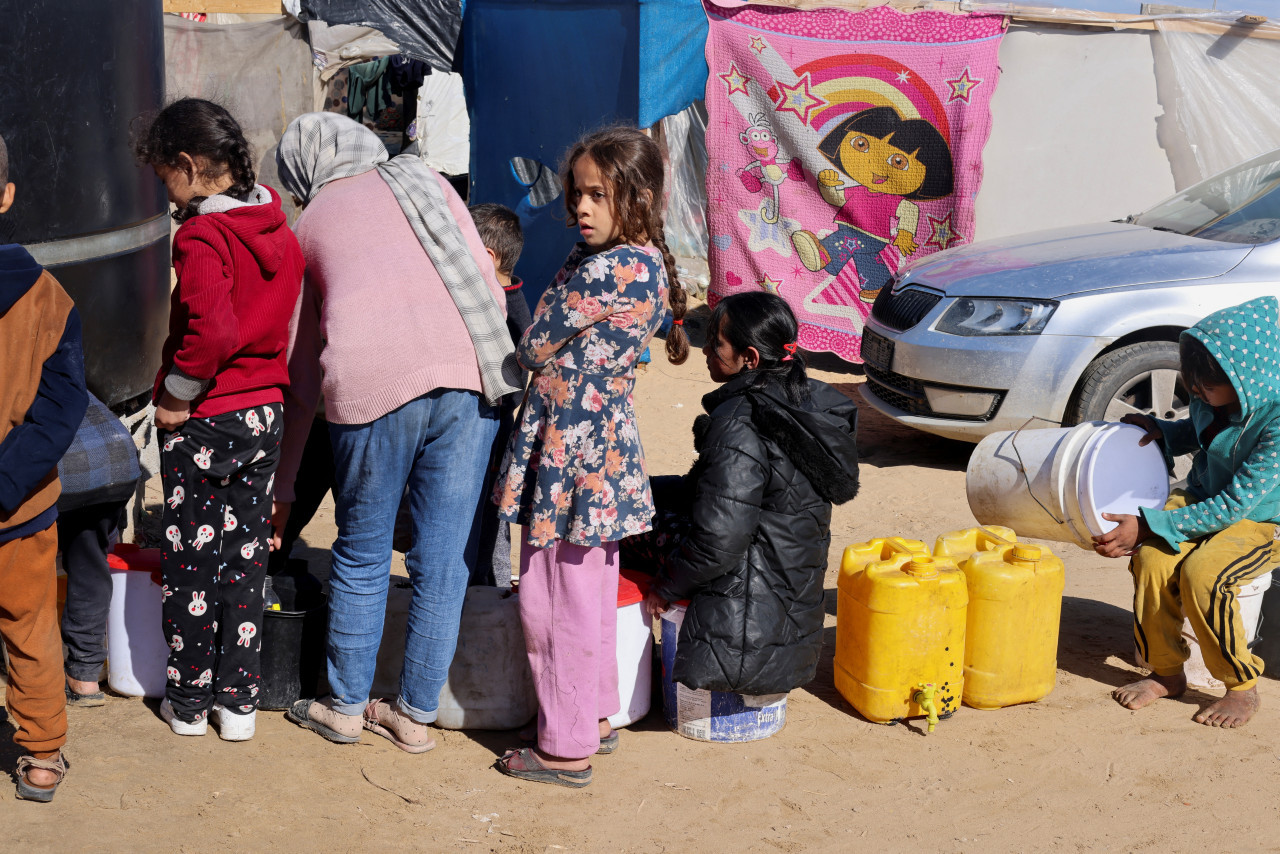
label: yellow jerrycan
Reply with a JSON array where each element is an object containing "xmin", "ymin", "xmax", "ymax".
[
  {"xmin": 933, "ymin": 525, "xmax": 1017, "ymax": 564},
  {"xmin": 957, "ymin": 540, "xmax": 1066, "ymax": 709},
  {"xmin": 835, "ymin": 538, "xmax": 967, "ymax": 732}
]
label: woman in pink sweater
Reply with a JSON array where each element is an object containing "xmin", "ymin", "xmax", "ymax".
[{"xmin": 273, "ymin": 113, "xmax": 519, "ymax": 753}]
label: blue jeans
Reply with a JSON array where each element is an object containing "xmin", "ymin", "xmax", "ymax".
[
  {"xmin": 821, "ymin": 225, "xmax": 893, "ymax": 293},
  {"xmin": 326, "ymin": 389, "xmax": 498, "ymax": 723}
]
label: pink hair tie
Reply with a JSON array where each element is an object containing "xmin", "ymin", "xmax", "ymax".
[{"xmin": 782, "ymin": 342, "xmax": 798, "ymax": 362}]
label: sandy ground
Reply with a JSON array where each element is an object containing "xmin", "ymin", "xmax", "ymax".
[{"xmin": 6, "ymin": 312, "xmax": 1280, "ymax": 852}]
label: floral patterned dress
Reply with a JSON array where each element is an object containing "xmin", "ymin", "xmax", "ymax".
[{"xmin": 495, "ymin": 243, "xmax": 669, "ymax": 548}]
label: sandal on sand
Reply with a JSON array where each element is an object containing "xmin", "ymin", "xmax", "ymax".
[
  {"xmin": 65, "ymin": 684, "xmax": 106, "ymax": 708},
  {"xmin": 286, "ymin": 698, "xmax": 361, "ymax": 744},
  {"xmin": 363, "ymin": 699, "xmax": 436, "ymax": 754},
  {"xmin": 16, "ymin": 752, "xmax": 68, "ymax": 803},
  {"xmin": 596, "ymin": 730, "xmax": 619, "ymax": 755},
  {"xmin": 496, "ymin": 747, "xmax": 591, "ymax": 788}
]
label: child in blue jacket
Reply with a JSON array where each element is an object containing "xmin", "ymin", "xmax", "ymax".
[{"xmin": 0, "ymin": 132, "xmax": 89, "ymax": 800}]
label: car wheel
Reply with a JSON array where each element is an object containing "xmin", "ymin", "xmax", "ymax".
[{"xmin": 1067, "ymin": 341, "xmax": 1189, "ymax": 424}]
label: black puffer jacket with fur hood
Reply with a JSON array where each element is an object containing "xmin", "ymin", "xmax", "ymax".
[{"xmin": 651, "ymin": 371, "xmax": 859, "ymax": 695}]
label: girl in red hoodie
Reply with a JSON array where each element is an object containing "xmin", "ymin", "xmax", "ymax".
[{"xmin": 135, "ymin": 99, "xmax": 304, "ymax": 740}]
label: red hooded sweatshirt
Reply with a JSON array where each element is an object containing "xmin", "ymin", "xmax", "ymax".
[{"xmin": 154, "ymin": 185, "xmax": 304, "ymax": 418}]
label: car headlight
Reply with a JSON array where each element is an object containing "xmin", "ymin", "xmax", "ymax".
[{"xmin": 935, "ymin": 298, "xmax": 1057, "ymax": 336}]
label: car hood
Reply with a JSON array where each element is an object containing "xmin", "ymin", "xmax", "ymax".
[{"xmin": 899, "ymin": 222, "xmax": 1253, "ymax": 298}]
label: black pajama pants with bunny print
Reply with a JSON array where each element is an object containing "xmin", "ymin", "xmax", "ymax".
[{"xmin": 160, "ymin": 404, "xmax": 282, "ymax": 723}]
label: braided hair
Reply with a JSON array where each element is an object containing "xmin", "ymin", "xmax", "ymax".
[
  {"xmin": 561, "ymin": 127, "xmax": 690, "ymax": 365},
  {"xmin": 706, "ymin": 292, "xmax": 810, "ymax": 405},
  {"xmin": 134, "ymin": 98, "xmax": 255, "ymax": 222}
]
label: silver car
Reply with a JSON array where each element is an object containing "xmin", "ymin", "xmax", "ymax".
[{"xmin": 859, "ymin": 146, "xmax": 1280, "ymax": 443}]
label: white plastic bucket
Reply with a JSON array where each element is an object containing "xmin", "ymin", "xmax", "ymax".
[
  {"xmin": 106, "ymin": 546, "xmax": 168, "ymax": 698},
  {"xmin": 1137, "ymin": 571, "xmax": 1273, "ymax": 690},
  {"xmin": 609, "ymin": 570, "xmax": 653, "ymax": 729},
  {"xmin": 374, "ymin": 583, "xmax": 537, "ymax": 730},
  {"xmin": 967, "ymin": 422, "xmax": 1170, "ymax": 551},
  {"xmin": 660, "ymin": 604, "xmax": 787, "ymax": 742}
]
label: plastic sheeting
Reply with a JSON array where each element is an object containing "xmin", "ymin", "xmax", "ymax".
[
  {"xmin": 306, "ymin": 20, "xmax": 400, "ymax": 81},
  {"xmin": 657, "ymin": 101, "xmax": 709, "ymax": 258},
  {"xmin": 299, "ymin": 0, "xmax": 462, "ymax": 73},
  {"xmin": 639, "ymin": 0, "xmax": 709, "ymax": 127},
  {"xmin": 410, "ymin": 71, "xmax": 471, "ymax": 176},
  {"xmin": 463, "ymin": 0, "xmax": 641, "ymax": 312},
  {"xmin": 165, "ymin": 15, "xmax": 316, "ymax": 220},
  {"xmin": 1152, "ymin": 21, "xmax": 1280, "ymax": 188}
]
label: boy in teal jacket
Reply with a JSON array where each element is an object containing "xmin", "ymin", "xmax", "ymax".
[{"xmin": 1095, "ymin": 295, "xmax": 1280, "ymax": 728}]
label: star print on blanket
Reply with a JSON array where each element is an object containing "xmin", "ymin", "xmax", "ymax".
[{"xmin": 704, "ymin": 1, "xmax": 1006, "ymax": 362}]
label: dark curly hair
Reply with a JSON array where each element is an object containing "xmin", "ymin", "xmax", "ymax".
[
  {"xmin": 561, "ymin": 127, "xmax": 689, "ymax": 365},
  {"xmin": 134, "ymin": 98, "xmax": 255, "ymax": 222}
]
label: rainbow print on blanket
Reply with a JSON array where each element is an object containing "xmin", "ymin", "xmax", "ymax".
[{"xmin": 705, "ymin": 1, "xmax": 1005, "ymax": 362}]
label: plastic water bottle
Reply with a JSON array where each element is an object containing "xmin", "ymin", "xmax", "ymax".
[{"xmin": 263, "ymin": 575, "xmax": 281, "ymax": 611}]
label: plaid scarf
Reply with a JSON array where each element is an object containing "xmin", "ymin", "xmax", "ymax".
[{"xmin": 277, "ymin": 112, "xmax": 520, "ymax": 405}]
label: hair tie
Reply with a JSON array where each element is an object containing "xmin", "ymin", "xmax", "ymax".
[
  {"xmin": 782, "ymin": 342, "xmax": 798, "ymax": 362},
  {"xmin": 672, "ymin": 318, "xmax": 683, "ymax": 326}
]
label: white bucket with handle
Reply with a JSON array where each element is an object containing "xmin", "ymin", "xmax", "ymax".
[
  {"xmin": 966, "ymin": 422, "xmax": 1170, "ymax": 551},
  {"xmin": 1136, "ymin": 571, "xmax": 1274, "ymax": 690}
]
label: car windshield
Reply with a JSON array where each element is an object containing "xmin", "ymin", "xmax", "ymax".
[{"xmin": 1131, "ymin": 148, "xmax": 1280, "ymax": 244}]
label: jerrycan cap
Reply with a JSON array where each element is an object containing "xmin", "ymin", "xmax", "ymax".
[
  {"xmin": 902, "ymin": 557, "xmax": 939, "ymax": 579},
  {"xmin": 1011, "ymin": 544, "xmax": 1042, "ymax": 563}
]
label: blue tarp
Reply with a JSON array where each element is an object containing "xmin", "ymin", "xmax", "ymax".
[
  {"xmin": 462, "ymin": 0, "xmax": 707, "ymax": 308},
  {"xmin": 463, "ymin": 0, "xmax": 641, "ymax": 310},
  {"xmin": 639, "ymin": 0, "xmax": 708, "ymax": 128}
]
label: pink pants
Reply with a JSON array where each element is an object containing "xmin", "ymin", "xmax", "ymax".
[{"xmin": 519, "ymin": 537, "xmax": 620, "ymax": 760}]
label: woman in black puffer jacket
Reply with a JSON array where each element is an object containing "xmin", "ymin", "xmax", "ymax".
[{"xmin": 627, "ymin": 292, "xmax": 859, "ymax": 695}]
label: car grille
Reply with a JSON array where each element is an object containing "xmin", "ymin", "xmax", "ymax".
[
  {"xmin": 871, "ymin": 285, "xmax": 942, "ymax": 331},
  {"xmin": 864, "ymin": 364, "xmax": 929, "ymax": 414},
  {"xmin": 863, "ymin": 363, "xmax": 1004, "ymax": 422}
]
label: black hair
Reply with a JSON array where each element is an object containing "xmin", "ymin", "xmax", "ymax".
[
  {"xmin": 562, "ymin": 126, "xmax": 689, "ymax": 365},
  {"xmin": 468, "ymin": 203, "xmax": 524, "ymax": 275},
  {"xmin": 817, "ymin": 106, "xmax": 954, "ymax": 201},
  {"xmin": 707, "ymin": 292, "xmax": 810, "ymax": 405},
  {"xmin": 0, "ymin": 133, "xmax": 8, "ymax": 185},
  {"xmin": 134, "ymin": 97, "xmax": 255, "ymax": 222},
  {"xmin": 1181, "ymin": 334, "xmax": 1231, "ymax": 395}
]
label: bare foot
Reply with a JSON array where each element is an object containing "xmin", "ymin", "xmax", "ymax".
[
  {"xmin": 67, "ymin": 676, "xmax": 99, "ymax": 696},
  {"xmin": 519, "ymin": 718, "xmax": 612, "ymax": 743},
  {"xmin": 1112, "ymin": 672, "xmax": 1187, "ymax": 710},
  {"xmin": 527, "ymin": 748, "xmax": 590, "ymax": 772},
  {"xmin": 1194, "ymin": 686, "xmax": 1260, "ymax": 728},
  {"xmin": 23, "ymin": 767, "xmax": 58, "ymax": 788}
]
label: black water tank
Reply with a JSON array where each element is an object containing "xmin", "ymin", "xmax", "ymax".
[{"xmin": 0, "ymin": 0, "xmax": 169, "ymax": 410}]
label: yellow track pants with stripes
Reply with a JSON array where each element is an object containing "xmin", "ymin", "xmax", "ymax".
[{"xmin": 1131, "ymin": 490, "xmax": 1279, "ymax": 691}]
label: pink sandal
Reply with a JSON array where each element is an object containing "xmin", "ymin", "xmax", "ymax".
[{"xmin": 362, "ymin": 699, "xmax": 436, "ymax": 754}]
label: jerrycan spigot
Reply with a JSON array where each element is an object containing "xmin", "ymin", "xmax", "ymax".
[{"xmin": 913, "ymin": 683, "xmax": 939, "ymax": 732}]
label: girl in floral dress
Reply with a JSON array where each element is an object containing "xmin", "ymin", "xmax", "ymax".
[{"xmin": 493, "ymin": 127, "xmax": 690, "ymax": 787}]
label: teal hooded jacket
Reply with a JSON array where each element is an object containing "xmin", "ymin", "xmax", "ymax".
[{"xmin": 1142, "ymin": 296, "xmax": 1280, "ymax": 549}]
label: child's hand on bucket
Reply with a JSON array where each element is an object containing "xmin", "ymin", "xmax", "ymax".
[
  {"xmin": 644, "ymin": 589, "xmax": 670, "ymax": 618},
  {"xmin": 1093, "ymin": 512, "xmax": 1150, "ymax": 558},
  {"xmin": 1120, "ymin": 413, "xmax": 1162, "ymax": 447}
]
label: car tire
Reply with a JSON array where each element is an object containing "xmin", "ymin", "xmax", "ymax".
[{"xmin": 1066, "ymin": 341, "xmax": 1189, "ymax": 425}]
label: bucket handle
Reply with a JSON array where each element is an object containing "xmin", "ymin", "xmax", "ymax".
[{"xmin": 1010, "ymin": 416, "xmax": 1069, "ymax": 526}]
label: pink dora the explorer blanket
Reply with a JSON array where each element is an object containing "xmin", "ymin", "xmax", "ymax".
[{"xmin": 704, "ymin": 1, "xmax": 1006, "ymax": 362}]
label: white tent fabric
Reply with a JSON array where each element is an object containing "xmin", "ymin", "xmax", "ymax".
[
  {"xmin": 165, "ymin": 15, "xmax": 316, "ymax": 220},
  {"xmin": 1152, "ymin": 21, "xmax": 1280, "ymax": 188}
]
